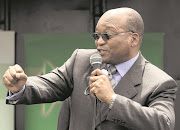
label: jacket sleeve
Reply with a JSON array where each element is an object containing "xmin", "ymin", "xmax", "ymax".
[
  {"xmin": 107, "ymin": 78, "xmax": 178, "ymax": 130},
  {"xmin": 9, "ymin": 49, "xmax": 79, "ymax": 105}
]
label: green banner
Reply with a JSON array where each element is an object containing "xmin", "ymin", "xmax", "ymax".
[{"xmin": 24, "ymin": 33, "xmax": 95, "ymax": 130}]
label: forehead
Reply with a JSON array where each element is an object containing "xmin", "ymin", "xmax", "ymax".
[
  {"xmin": 96, "ymin": 14, "xmax": 127, "ymax": 32},
  {"xmin": 96, "ymin": 23, "xmax": 117, "ymax": 32}
]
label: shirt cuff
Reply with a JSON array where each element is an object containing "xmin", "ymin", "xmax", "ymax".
[{"xmin": 6, "ymin": 85, "xmax": 25, "ymax": 101}]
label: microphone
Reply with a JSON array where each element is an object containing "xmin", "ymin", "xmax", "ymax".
[
  {"xmin": 90, "ymin": 53, "xmax": 102, "ymax": 130},
  {"xmin": 90, "ymin": 53, "xmax": 102, "ymax": 99},
  {"xmin": 84, "ymin": 53, "xmax": 102, "ymax": 96},
  {"xmin": 90, "ymin": 53, "xmax": 102, "ymax": 70}
]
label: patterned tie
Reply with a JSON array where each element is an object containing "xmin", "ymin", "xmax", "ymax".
[{"xmin": 107, "ymin": 65, "xmax": 117, "ymax": 89}]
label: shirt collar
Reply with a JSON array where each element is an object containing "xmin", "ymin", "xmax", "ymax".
[{"xmin": 114, "ymin": 52, "xmax": 139, "ymax": 77}]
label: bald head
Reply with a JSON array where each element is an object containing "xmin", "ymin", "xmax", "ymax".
[{"xmin": 97, "ymin": 7, "xmax": 144, "ymax": 44}]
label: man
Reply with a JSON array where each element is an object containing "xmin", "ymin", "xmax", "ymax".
[{"xmin": 3, "ymin": 7, "xmax": 178, "ymax": 130}]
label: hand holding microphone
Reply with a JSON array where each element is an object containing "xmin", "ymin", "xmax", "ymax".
[
  {"xmin": 89, "ymin": 54, "xmax": 115, "ymax": 104},
  {"xmin": 3, "ymin": 64, "xmax": 27, "ymax": 93}
]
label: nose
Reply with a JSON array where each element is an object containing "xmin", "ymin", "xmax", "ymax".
[{"xmin": 95, "ymin": 36, "xmax": 106, "ymax": 46}]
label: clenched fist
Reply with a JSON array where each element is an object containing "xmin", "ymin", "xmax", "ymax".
[{"xmin": 3, "ymin": 64, "xmax": 27, "ymax": 93}]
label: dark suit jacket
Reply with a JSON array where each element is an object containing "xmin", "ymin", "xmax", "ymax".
[{"xmin": 8, "ymin": 49, "xmax": 178, "ymax": 130}]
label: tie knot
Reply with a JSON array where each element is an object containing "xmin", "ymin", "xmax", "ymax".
[{"xmin": 108, "ymin": 65, "xmax": 117, "ymax": 75}]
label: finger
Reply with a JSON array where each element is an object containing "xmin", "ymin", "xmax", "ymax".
[
  {"xmin": 90, "ymin": 87, "xmax": 96, "ymax": 98},
  {"xmin": 89, "ymin": 80, "xmax": 97, "ymax": 89},
  {"xmin": 89, "ymin": 76, "xmax": 99, "ymax": 85},
  {"xmin": 6, "ymin": 70, "xmax": 18, "ymax": 84},
  {"xmin": 3, "ymin": 75, "xmax": 13, "ymax": 87},
  {"xmin": 9, "ymin": 66, "xmax": 19, "ymax": 81},
  {"xmin": 14, "ymin": 64, "xmax": 24, "ymax": 73},
  {"xmin": 89, "ymin": 74, "xmax": 107, "ymax": 86},
  {"xmin": 91, "ymin": 69, "xmax": 105, "ymax": 76},
  {"xmin": 10, "ymin": 65, "xmax": 27, "ymax": 81}
]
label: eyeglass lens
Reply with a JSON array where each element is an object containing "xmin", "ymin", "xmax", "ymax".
[{"xmin": 93, "ymin": 33, "xmax": 109, "ymax": 41}]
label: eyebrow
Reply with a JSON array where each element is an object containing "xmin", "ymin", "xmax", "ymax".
[
  {"xmin": 106, "ymin": 25, "xmax": 116, "ymax": 30},
  {"xmin": 95, "ymin": 25, "xmax": 117, "ymax": 32}
]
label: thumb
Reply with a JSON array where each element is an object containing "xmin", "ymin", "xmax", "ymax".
[
  {"xmin": 16, "ymin": 73, "xmax": 27, "ymax": 81},
  {"xmin": 92, "ymin": 69, "xmax": 105, "ymax": 76},
  {"xmin": 14, "ymin": 64, "xmax": 24, "ymax": 73}
]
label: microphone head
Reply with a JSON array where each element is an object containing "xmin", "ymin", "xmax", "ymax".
[{"xmin": 90, "ymin": 53, "xmax": 102, "ymax": 70}]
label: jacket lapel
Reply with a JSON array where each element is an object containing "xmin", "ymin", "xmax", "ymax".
[
  {"xmin": 95, "ymin": 53, "xmax": 146, "ymax": 128},
  {"xmin": 114, "ymin": 53, "xmax": 146, "ymax": 98}
]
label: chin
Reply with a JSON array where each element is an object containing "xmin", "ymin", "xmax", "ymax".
[
  {"xmin": 102, "ymin": 57, "xmax": 111, "ymax": 64},
  {"xmin": 102, "ymin": 57, "xmax": 108, "ymax": 63}
]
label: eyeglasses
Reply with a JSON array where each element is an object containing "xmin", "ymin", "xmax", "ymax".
[{"xmin": 92, "ymin": 30, "xmax": 134, "ymax": 41}]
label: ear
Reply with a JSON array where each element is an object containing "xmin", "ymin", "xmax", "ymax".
[{"xmin": 131, "ymin": 33, "xmax": 139, "ymax": 47}]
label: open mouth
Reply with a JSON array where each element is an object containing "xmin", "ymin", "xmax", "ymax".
[{"xmin": 97, "ymin": 49, "xmax": 108, "ymax": 55}]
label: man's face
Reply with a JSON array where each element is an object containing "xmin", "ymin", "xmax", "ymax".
[{"xmin": 95, "ymin": 16, "xmax": 132, "ymax": 65}]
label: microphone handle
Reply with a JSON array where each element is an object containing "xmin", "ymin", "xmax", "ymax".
[
  {"xmin": 92, "ymin": 63, "xmax": 101, "ymax": 101},
  {"xmin": 92, "ymin": 63, "xmax": 101, "ymax": 71}
]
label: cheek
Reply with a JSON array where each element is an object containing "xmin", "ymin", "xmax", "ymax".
[
  {"xmin": 109, "ymin": 41, "xmax": 128, "ymax": 57},
  {"xmin": 95, "ymin": 41, "xmax": 98, "ymax": 47},
  {"xmin": 109, "ymin": 41, "xmax": 122, "ymax": 52}
]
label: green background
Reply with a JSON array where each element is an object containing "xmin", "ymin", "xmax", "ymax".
[{"xmin": 24, "ymin": 33, "xmax": 163, "ymax": 130}]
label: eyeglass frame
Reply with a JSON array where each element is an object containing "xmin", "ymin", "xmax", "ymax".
[{"xmin": 92, "ymin": 30, "xmax": 134, "ymax": 41}]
